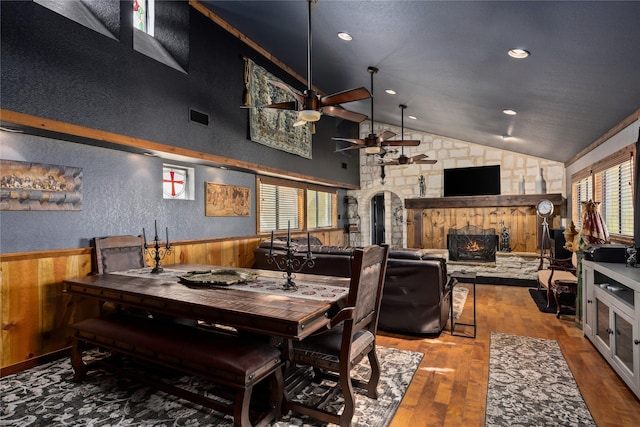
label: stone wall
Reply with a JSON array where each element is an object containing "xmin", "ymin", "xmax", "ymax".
[{"xmin": 349, "ymin": 120, "xmax": 565, "ymax": 249}]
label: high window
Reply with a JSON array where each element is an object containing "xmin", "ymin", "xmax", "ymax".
[
  {"xmin": 571, "ymin": 145, "xmax": 635, "ymax": 242},
  {"xmin": 162, "ymin": 164, "xmax": 194, "ymax": 200},
  {"xmin": 257, "ymin": 177, "xmax": 337, "ymax": 233}
]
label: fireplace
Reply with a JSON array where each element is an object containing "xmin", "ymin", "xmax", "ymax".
[{"xmin": 447, "ymin": 225, "xmax": 498, "ymax": 262}]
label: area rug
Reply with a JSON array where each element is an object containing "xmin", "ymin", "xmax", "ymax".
[
  {"xmin": 528, "ymin": 288, "xmax": 575, "ymax": 315},
  {"xmin": 485, "ymin": 332, "xmax": 595, "ymax": 426},
  {"xmin": 1, "ymin": 346, "xmax": 422, "ymax": 426},
  {"xmin": 453, "ymin": 285, "xmax": 469, "ymax": 320}
]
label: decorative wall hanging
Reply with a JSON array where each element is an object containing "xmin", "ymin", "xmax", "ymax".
[
  {"xmin": 205, "ymin": 182, "xmax": 250, "ymax": 217},
  {"xmin": 0, "ymin": 159, "xmax": 83, "ymax": 211},
  {"xmin": 244, "ymin": 57, "xmax": 312, "ymax": 159}
]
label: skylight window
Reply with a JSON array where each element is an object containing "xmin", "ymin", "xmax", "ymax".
[{"xmin": 133, "ymin": 0, "xmax": 154, "ymax": 36}]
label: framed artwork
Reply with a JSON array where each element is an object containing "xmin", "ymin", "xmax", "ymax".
[
  {"xmin": 205, "ymin": 182, "xmax": 250, "ymax": 217},
  {"xmin": 244, "ymin": 57, "xmax": 312, "ymax": 159},
  {"xmin": 0, "ymin": 159, "xmax": 83, "ymax": 211}
]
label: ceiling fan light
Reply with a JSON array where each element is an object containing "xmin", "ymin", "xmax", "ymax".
[
  {"xmin": 365, "ymin": 146, "xmax": 382, "ymax": 155},
  {"xmin": 299, "ymin": 109, "xmax": 322, "ymax": 122}
]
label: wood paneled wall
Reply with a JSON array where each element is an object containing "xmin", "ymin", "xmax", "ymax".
[
  {"xmin": 406, "ymin": 194, "xmax": 565, "ymax": 253},
  {"xmin": 0, "ymin": 230, "xmax": 345, "ymax": 373}
]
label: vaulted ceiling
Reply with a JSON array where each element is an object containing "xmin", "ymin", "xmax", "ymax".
[{"xmin": 202, "ymin": 0, "xmax": 640, "ymax": 164}]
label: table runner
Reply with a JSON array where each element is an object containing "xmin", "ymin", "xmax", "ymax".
[{"xmin": 112, "ymin": 267, "xmax": 348, "ymax": 302}]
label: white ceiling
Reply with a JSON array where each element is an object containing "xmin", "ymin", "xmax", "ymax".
[{"xmin": 202, "ymin": 0, "xmax": 640, "ymax": 163}]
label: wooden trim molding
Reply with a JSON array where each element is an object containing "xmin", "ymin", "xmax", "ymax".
[
  {"xmin": 0, "ymin": 109, "xmax": 359, "ymax": 190},
  {"xmin": 405, "ymin": 193, "xmax": 565, "ymax": 209}
]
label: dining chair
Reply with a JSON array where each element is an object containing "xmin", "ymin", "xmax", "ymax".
[
  {"xmin": 285, "ymin": 244, "xmax": 389, "ymax": 427},
  {"xmin": 94, "ymin": 234, "xmax": 146, "ymax": 274}
]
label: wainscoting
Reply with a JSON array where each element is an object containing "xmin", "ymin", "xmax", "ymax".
[{"xmin": 0, "ymin": 229, "xmax": 345, "ymax": 373}]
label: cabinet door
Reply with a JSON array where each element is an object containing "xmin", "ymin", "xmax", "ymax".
[
  {"xmin": 595, "ymin": 296, "xmax": 612, "ymax": 352},
  {"xmin": 612, "ymin": 308, "xmax": 638, "ymax": 387},
  {"xmin": 582, "ymin": 264, "xmax": 595, "ymax": 338}
]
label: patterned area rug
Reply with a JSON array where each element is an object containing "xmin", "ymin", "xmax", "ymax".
[
  {"xmin": 485, "ymin": 333, "xmax": 595, "ymax": 426},
  {"xmin": 453, "ymin": 286, "xmax": 469, "ymax": 320},
  {"xmin": 1, "ymin": 346, "xmax": 422, "ymax": 426}
]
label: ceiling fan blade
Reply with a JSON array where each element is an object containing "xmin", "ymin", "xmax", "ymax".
[
  {"xmin": 376, "ymin": 131, "xmax": 396, "ymax": 144},
  {"xmin": 331, "ymin": 137, "xmax": 365, "ymax": 145},
  {"xmin": 335, "ymin": 144, "xmax": 366, "ymax": 152},
  {"xmin": 319, "ymin": 87, "xmax": 371, "ymax": 107},
  {"xmin": 411, "ymin": 154, "xmax": 429, "ymax": 160},
  {"xmin": 383, "ymin": 160, "xmax": 400, "ymax": 165},
  {"xmin": 415, "ymin": 159, "xmax": 438, "ymax": 165},
  {"xmin": 257, "ymin": 101, "xmax": 298, "ymax": 110},
  {"xmin": 382, "ymin": 139, "xmax": 421, "ymax": 147},
  {"xmin": 267, "ymin": 80, "xmax": 305, "ymax": 104},
  {"xmin": 321, "ymin": 106, "xmax": 368, "ymax": 123}
]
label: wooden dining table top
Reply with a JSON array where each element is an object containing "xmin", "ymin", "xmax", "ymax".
[{"xmin": 64, "ymin": 264, "xmax": 350, "ymax": 340}]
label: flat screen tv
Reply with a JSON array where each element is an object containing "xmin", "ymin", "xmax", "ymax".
[{"xmin": 443, "ymin": 165, "xmax": 501, "ymax": 197}]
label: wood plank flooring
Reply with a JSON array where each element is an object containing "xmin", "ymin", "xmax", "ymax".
[{"xmin": 376, "ymin": 284, "xmax": 640, "ymax": 427}]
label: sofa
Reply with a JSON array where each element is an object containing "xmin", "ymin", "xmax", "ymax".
[{"xmin": 253, "ymin": 238, "xmax": 452, "ymax": 335}]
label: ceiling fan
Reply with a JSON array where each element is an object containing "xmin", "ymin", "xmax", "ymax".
[
  {"xmin": 248, "ymin": 0, "xmax": 370, "ymax": 125},
  {"xmin": 333, "ymin": 67, "xmax": 421, "ymax": 154},
  {"xmin": 382, "ymin": 105, "xmax": 437, "ymax": 166}
]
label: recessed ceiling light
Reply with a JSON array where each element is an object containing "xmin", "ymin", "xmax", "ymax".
[
  {"xmin": 503, "ymin": 109, "xmax": 517, "ymax": 116},
  {"xmin": 337, "ymin": 32, "xmax": 352, "ymax": 41},
  {"xmin": 408, "ymin": 115, "xmax": 417, "ymax": 120},
  {"xmin": 385, "ymin": 89, "xmax": 396, "ymax": 95},
  {"xmin": 508, "ymin": 48, "xmax": 530, "ymax": 59}
]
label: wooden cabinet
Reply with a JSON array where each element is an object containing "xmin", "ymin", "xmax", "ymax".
[{"xmin": 582, "ymin": 260, "xmax": 640, "ymax": 398}]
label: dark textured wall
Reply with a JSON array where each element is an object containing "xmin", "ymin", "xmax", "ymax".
[{"xmin": 0, "ymin": 1, "xmax": 357, "ymax": 253}]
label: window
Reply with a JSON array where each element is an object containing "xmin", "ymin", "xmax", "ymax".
[
  {"xmin": 307, "ymin": 189, "xmax": 333, "ymax": 229},
  {"xmin": 571, "ymin": 145, "xmax": 635, "ymax": 240},
  {"xmin": 257, "ymin": 177, "xmax": 337, "ymax": 233},
  {"xmin": 163, "ymin": 164, "xmax": 194, "ymax": 200},
  {"xmin": 133, "ymin": 0, "xmax": 154, "ymax": 36},
  {"xmin": 596, "ymin": 161, "xmax": 634, "ymax": 236},
  {"xmin": 572, "ymin": 175, "xmax": 593, "ymax": 229}
]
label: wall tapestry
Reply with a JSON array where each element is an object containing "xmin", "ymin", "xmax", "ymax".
[
  {"xmin": 244, "ymin": 57, "xmax": 312, "ymax": 159},
  {"xmin": 0, "ymin": 160, "xmax": 83, "ymax": 211},
  {"xmin": 205, "ymin": 182, "xmax": 250, "ymax": 217}
]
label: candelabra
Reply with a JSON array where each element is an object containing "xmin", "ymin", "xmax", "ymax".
[
  {"xmin": 143, "ymin": 220, "xmax": 172, "ymax": 274},
  {"xmin": 265, "ymin": 229, "xmax": 315, "ymax": 290}
]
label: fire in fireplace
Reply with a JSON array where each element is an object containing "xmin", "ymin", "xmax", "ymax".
[{"xmin": 447, "ymin": 225, "xmax": 498, "ymax": 262}]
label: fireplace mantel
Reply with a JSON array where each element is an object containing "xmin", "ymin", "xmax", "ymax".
[{"xmin": 405, "ymin": 193, "xmax": 565, "ymax": 209}]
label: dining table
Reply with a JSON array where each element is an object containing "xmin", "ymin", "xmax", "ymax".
[{"xmin": 64, "ymin": 264, "xmax": 351, "ymax": 341}]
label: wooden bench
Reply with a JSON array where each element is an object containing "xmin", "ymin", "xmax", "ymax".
[{"xmin": 70, "ymin": 314, "xmax": 284, "ymax": 427}]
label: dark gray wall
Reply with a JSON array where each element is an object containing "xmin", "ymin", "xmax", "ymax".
[
  {"xmin": 0, "ymin": 1, "xmax": 357, "ymax": 253},
  {"xmin": 0, "ymin": 132, "xmax": 256, "ymax": 253}
]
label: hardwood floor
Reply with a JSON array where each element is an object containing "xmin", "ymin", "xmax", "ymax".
[{"xmin": 377, "ymin": 284, "xmax": 640, "ymax": 427}]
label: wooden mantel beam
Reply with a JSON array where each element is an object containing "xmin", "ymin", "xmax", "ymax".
[{"xmin": 405, "ymin": 193, "xmax": 565, "ymax": 209}]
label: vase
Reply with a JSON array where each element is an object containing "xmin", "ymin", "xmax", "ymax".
[
  {"xmin": 518, "ymin": 175, "xmax": 526, "ymax": 194},
  {"xmin": 535, "ymin": 168, "xmax": 547, "ymax": 194}
]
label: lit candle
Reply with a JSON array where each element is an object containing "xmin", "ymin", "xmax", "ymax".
[
  {"xmin": 166, "ymin": 227, "xmax": 170, "ymax": 249},
  {"xmin": 269, "ymin": 230, "xmax": 274, "ymax": 256}
]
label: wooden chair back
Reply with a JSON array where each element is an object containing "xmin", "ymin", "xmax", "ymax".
[
  {"xmin": 286, "ymin": 244, "xmax": 389, "ymax": 426},
  {"xmin": 94, "ymin": 235, "xmax": 146, "ymax": 274}
]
